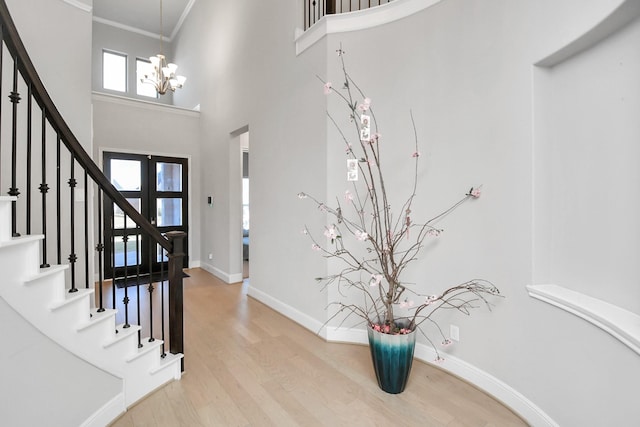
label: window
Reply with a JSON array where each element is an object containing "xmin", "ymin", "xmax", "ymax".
[
  {"xmin": 102, "ymin": 50, "xmax": 127, "ymax": 92},
  {"xmin": 136, "ymin": 58, "xmax": 158, "ymax": 98}
]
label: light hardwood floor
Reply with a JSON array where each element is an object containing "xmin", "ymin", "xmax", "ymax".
[{"xmin": 110, "ymin": 268, "xmax": 528, "ymax": 427}]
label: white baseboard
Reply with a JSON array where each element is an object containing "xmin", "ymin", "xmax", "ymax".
[
  {"xmin": 246, "ymin": 284, "xmax": 556, "ymax": 427},
  {"xmin": 247, "ymin": 285, "xmax": 328, "ymax": 340},
  {"xmin": 200, "ymin": 262, "xmax": 243, "ymax": 284},
  {"xmin": 80, "ymin": 393, "xmax": 126, "ymax": 427}
]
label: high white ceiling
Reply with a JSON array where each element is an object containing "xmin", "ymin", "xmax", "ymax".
[{"xmin": 92, "ymin": 0, "xmax": 194, "ymax": 41}]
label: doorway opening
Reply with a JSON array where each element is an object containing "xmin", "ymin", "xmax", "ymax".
[
  {"xmin": 103, "ymin": 151, "xmax": 189, "ymax": 281},
  {"xmin": 241, "ymin": 137, "xmax": 249, "ymax": 281}
]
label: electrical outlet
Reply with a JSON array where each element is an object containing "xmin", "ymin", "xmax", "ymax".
[
  {"xmin": 208, "ymin": 253, "xmax": 213, "ymax": 260},
  {"xmin": 450, "ymin": 325, "xmax": 460, "ymax": 342}
]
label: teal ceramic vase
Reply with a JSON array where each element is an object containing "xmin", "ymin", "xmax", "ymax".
[{"xmin": 367, "ymin": 324, "xmax": 417, "ymax": 394}]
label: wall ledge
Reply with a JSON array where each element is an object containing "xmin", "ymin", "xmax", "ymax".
[
  {"xmin": 294, "ymin": 0, "xmax": 443, "ymax": 55},
  {"xmin": 527, "ymin": 284, "xmax": 640, "ymax": 355}
]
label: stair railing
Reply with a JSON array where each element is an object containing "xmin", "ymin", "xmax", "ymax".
[
  {"xmin": 0, "ymin": 0, "xmax": 185, "ymax": 370},
  {"xmin": 304, "ymin": 0, "xmax": 394, "ymax": 30}
]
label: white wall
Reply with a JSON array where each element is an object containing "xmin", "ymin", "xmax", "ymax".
[
  {"xmin": 91, "ymin": 95, "xmax": 202, "ymax": 267},
  {"xmin": 173, "ymin": 0, "xmax": 640, "ymax": 425},
  {"xmin": 92, "ymin": 21, "xmax": 176, "ymax": 106},
  {"xmin": 6, "ymin": 0, "xmax": 92, "ymax": 150}
]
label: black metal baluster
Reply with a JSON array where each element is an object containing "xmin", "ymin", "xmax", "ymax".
[
  {"xmin": 147, "ymin": 237, "xmax": 155, "ymax": 343},
  {"xmin": 96, "ymin": 187, "xmax": 105, "ymax": 312},
  {"xmin": 39, "ymin": 109, "xmax": 49, "ymax": 268},
  {"xmin": 111, "ymin": 200, "xmax": 116, "ymax": 310},
  {"xmin": 84, "ymin": 171, "xmax": 89, "ymax": 289},
  {"xmin": 26, "ymin": 84, "xmax": 32, "ymax": 234},
  {"xmin": 160, "ymin": 246, "xmax": 166, "ymax": 357},
  {"xmin": 9, "ymin": 58, "xmax": 21, "ymax": 237},
  {"xmin": 56, "ymin": 133, "xmax": 61, "ymax": 264},
  {"xmin": 68, "ymin": 155, "xmax": 77, "ymax": 293},
  {"xmin": 312, "ymin": 0, "xmax": 317, "ymax": 27},
  {"xmin": 136, "ymin": 225, "xmax": 142, "ymax": 348},
  {"xmin": 122, "ymin": 214, "xmax": 130, "ymax": 328}
]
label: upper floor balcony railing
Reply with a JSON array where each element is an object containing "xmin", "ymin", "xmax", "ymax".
[{"xmin": 304, "ymin": 0, "xmax": 394, "ymax": 30}]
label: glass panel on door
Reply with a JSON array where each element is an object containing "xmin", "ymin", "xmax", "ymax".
[
  {"xmin": 156, "ymin": 162, "xmax": 182, "ymax": 192},
  {"xmin": 110, "ymin": 159, "xmax": 141, "ymax": 191},
  {"xmin": 156, "ymin": 198, "xmax": 183, "ymax": 226},
  {"xmin": 113, "ymin": 198, "xmax": 141, "ymax": 229}
]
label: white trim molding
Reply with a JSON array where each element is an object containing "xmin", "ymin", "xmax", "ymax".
[
  {"xmin": 62, "ymin": 0, "xmax": 92, "ymax": 13},
  {"xmin": 295, "ymin": 0, "xmax": 443, "ymax": 55},
  {"xmin": 246, "ymin": 284, "xmax": 556, "ymax": 427},
  {"xmin": 527, "ymin": 284, "xmax": 640, "ymax": 356},
  {"xmin": 201, "ymin": 262, "xmax": 243, "ymax": 285},
  {"xmin": 92, "ymin": 92, "xmax": 200, "ymax": 117}
]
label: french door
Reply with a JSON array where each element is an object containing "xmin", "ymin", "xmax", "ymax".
[{"xmin": 103, "ymin": 152, "xmax": 189, "ymax": 279}]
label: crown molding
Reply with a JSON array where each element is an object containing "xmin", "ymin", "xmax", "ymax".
[{"xmin": 92, "ymin": 16, "xmax": 168, "ymax": 41}]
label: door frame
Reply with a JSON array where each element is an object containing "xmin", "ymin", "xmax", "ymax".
[{"xmin": 100, "ymin": 147, "xmax": 192, "ymax": 278}]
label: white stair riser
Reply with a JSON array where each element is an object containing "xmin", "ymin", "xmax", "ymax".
[
  {"xmin": 0, "ymin": 239, "xmax": 41, "ymax": 281},
  {"xmin": 0, "ymin": 198, "xmax": 14, "ymax": 243}
]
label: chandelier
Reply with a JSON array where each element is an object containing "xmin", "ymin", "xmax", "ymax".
[{"xmin": 139, "ymin": 0, "xmax": 186, "ymax": 95}]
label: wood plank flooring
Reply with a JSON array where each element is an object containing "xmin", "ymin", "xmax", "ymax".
[{"xmin": 110, "ymin": 268, "xmax": 528, "ymax": 427}]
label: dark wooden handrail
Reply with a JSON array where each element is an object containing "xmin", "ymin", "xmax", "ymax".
[{"xmin": 0, "ymin": 1, "xmax": 171, "ymax": 252}]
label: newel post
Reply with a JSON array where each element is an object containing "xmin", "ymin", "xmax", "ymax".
[{"xmin": 166, "ymin": 230, "xmax": 186, "ymax": 371}]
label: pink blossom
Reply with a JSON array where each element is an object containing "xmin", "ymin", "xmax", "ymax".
[
  {"xmin": 311, "ymin": 244, "xmax": 321, "ymax": 251},
  {"xmin": 412, "ymin": 151, "xmax": 420, "ymax": 158},
  {"xmin": 468, "ymin": 186, "xmax": 482, "ymax": 198},
  {"xmin": 358, "ymin": 97, "xmax": 371, "ymax": 111},
  {"xmin": 355, "ymin": 230, "xmax": 368, "ymax": 241},
  {"xmin": 344, "ymin": 190, "xmax": 353, "ymax": 202},
  {"xmin": 323, "ymin": 82, "xmax": 332, "ymax": 95},
  {"xmin": 324, "ymin": 225, "xmax": 338, "ymax": 241},
  {"xmin": 297, "ymin": 192, "xmax": 307, "ymax": 199},
  {"xmin": 434, "ymin": 356, "xmax": 445, "ymax": 364},
  {"xmin": 441, "ymin": 339, "xmax": 453, "ymax": 347},
  {"xmin": 301, "ymin": 229, "xmax": 308, "ymax": 235},
  {"xmin": 373, "ymin": 324, "xmax": 381, "ymax": 332}
]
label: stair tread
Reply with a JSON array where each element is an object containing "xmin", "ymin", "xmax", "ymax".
[
  {"xmin": 150, "ymin": 352, "xmax": 184, "ymax": 375},
  {"xmin": 104, "ymin": 323, "xmax": 142, "ymax": 348},
  {"xmin": 49, "ymin": 288, "xmax": 94, "ymax": 311},
  {"xmin": 77, "ymin": 308, "xmax": 117, "ymax": 332},
  {"xmin": 24, "ymin": 264, "xmax": 68, "ymax": 283},
  {"xmin": 126, "ymin": 337, "xmax": 164, "ymax": 362},
  {"xmin": 0, "ymin": 234, "xmax": 43, "ymax": 248}
]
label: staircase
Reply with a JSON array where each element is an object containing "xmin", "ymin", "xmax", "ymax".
[{"xmin": 0, "ymin": 195, "xmax": 183, "ymax": 424}]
